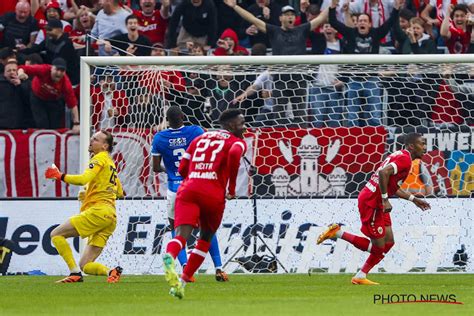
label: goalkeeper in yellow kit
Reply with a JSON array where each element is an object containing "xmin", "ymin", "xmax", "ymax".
[{"xmin": 45, "ymin": 130, "xmax": 124, "ymax": 283}]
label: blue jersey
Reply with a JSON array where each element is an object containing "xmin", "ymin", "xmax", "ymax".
[{"xmin": 151, "ymin": 125, "xmax": 204, "ymax": 192}]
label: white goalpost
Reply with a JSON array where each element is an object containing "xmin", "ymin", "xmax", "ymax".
[{"xmin": 79, "ymin": 55, "xmax": 473, "ymax": 274}]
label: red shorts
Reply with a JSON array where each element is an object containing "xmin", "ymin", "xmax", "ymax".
[
  {"xmin": 358, "ymin": 196, "xmax": 392, "ymax": 240},
  {"xmin": 174, "ymin": 188, "xmax": 225, "ymax": 232}
]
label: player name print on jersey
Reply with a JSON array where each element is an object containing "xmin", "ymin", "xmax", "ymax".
[{"xmin": 189, "ymin": 171, "xmax": 218, "ymax": 179}]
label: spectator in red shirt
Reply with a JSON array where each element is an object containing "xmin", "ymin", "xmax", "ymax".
[
  {"xmin": 213, "ymin": 28, "xmax": 249, "ymax": 55},
  {"xmin": 31, "ymin": 0, "xmax": 77, "ymax": 22},
  {"xmin": 440, "ymin": 4, "xmax": 472, "ymax": 54},
  {"xmin": 34, "ymin": 1, "xmax": 73, "ymax": 44},
  {"xmin": 17, "ymin": 58, "xmax": 80, "ymax": 133},
  {"xmin": 133, "ymin": 0, "xmax": 170, "ymax": 46}
]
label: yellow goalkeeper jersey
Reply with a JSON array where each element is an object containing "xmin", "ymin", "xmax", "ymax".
[{"xmin": 64, "ymin": 151, "xmax": 124, "ymax": 212}]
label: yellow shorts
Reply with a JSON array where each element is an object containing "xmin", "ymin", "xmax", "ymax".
[{"xmin": 70, "ymin": 205, "xmax": 117, "ymax": 248}]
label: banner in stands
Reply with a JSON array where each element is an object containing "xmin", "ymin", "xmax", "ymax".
[
  {"xmin": 2, "ymin": 199, "xmax": 472, "ymax": 275},
  {"xmin": 1, "ymin": 127, "xmax": 473, "ymax": 198},
  {"xmin": 0, "ymin": 129, "xmax": 253, "ymax": 198},
  {"xmin": 391, "ymin": 127, "xmax": 474, "ymax": 196},
  {"xmin": 249, "ymin": 127, "xmax": 387, "ymax": 197}
]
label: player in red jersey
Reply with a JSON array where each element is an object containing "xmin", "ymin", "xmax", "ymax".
[
  {"xmin": 317, "ymin": 133, "xmax": 431, "ymax": 285},
  {"xmin": 162, "ymin": 109, "xmax": 247, "ymax": 299}
]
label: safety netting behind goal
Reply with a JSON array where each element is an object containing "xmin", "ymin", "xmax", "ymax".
[{"xmin": 86, "ymin": 60, "xmax": 472, "ymax": 274}]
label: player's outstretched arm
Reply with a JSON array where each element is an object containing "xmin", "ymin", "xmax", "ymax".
[
  {"xmin": 395, "ymin": 189, "xmax": 431, "ymax": 211},
  {"xmin": 45, "ymin": 164, "xmax": 100, "ymax": 186}
]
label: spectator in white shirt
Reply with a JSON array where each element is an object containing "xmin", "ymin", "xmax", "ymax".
[{"xmin": 91, "ymin": 0, "xmax": 129, "ymax": 55}]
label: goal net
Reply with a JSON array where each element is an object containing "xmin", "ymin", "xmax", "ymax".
[{"xmin": 80, "ymin": 55, "xmax": 473, "ymax": 274}]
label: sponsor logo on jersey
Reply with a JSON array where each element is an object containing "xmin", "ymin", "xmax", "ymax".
[
  {"xmin": 169, "ymin": 137, "xmax": 187, "ymax": 147},
  {"xmin": 139, "ymin": 24, "xmax": 158, "ymax": 32}
]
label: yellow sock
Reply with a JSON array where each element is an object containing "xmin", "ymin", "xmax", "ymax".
[
  {"xmin": 51, "ymin": 236, "xmax": 79, "ymax": 272},
  {"xmin": 83, "ymin": 262, "xmax": 109, "ymax": 276}
]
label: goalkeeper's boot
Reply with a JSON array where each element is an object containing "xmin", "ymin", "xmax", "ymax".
[
  {"xmin": 215, "ymin": 269, "xmax": 229, "ymax": 282},
  {"xmin": 55, "ymin": 272, "xmax": 83, "ymax": 283},
  {"xmin": 169, "ymin": 279, "xmax": 185, "ymax": 299},
  {"xmin": 107, "ymin": 266, "xmax": 123, "ymax": 283},
  {"xmin": 351, "ymin": 277, "xmax": 380, "ymax": 285},
  {"xmin": 317, "ymin": 223, "xmax": 341, "ymax": 245},
  {"xmin": 163, "ymin": 253, "xmax": 180, "ymax": 289}
]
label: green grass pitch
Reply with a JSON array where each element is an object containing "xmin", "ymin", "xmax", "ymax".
[{"xmin": 0, "ymin": 274, "xmax": 472, "ymax": 315}]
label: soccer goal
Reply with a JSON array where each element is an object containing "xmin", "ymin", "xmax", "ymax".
[{"xmin": 80, "ymin": 55, "xmax": 473, "ymax": 274}]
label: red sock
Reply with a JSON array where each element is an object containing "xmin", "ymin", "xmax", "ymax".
[
  {"xmin": 341, "ymin": 232, "xmax": 370, "ymax": 251},
  {"xmin": 182, "ymin": 239, "xmax": 210, "ymax": 282},
  {"xmin": 166, "ymin": 235, "xmax": 186, "ymax": 259},
  {"xmin": 384, "ymin": 242, "xmax": 394, "ymax": 254},
  {"xmin": 361, "ymin": 245, "xmax": 385, "ymax": 274}
]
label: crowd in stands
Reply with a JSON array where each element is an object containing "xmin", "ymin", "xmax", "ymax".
[{"xmin": 0, "ymin": 0, "xmax": 473, "ymax": 131}]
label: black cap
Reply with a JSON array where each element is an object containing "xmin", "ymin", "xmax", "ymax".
[
  {"xmin": 47, "ymin": 19, "xmax": 63, "ymax": 30},
  {"xmin": 52, "ymin": 57, "xmax": 67, "ymax": 70},
  {"xmin": 281, "ymin": 5, "xmax": 296, "ymax": 15}
]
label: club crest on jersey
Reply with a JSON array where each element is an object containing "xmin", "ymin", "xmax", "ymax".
[
  {"xmin": 377, "ymin": 226, "xmax": 383, "ymax": 234},
  {"xmin": 169, "ymin": 138, "xmax": 187, "ymax": 147}
]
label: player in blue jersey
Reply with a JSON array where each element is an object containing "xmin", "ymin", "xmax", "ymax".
[{"xmin": 151, "ymin": 106, "xmax": 229, "ymax": 282}]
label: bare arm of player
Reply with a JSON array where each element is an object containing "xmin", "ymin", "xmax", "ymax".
[
  {"xmin": 152, "ymin": 155, "xmax": 165, "ymax": 173},
  {"xmin": 378, "ymin": 164, "xmax": 395, "ymax": 213},
  {"xmin": 226, "ymin": 142, "xmax": 246, "ymax": 199},
  {"xmin": 395, "ymin": 189, "xmax": 431, "ymax": 211}
]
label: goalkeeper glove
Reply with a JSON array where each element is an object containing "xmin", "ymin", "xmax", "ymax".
[{"xmin": 45, "ymin": 164, "xmax": 63, "ymax": 181}]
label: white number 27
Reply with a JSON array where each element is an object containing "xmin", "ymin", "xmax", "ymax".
[{"xmin": 192, "ymin": 139, "xmax": 225, "ymax": 162}]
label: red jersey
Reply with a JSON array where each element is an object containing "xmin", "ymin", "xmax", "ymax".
[
  {"xmin": 178, "ymin": 130, "xmax": 247, "ymax": 197},
  {"xmin": 20, "ymin": 64, "xmax": 77, "ymax": 108},
  {"xmin": 360, "ymin": 149, "xmax": 412, "ymax": 208},
  {"xmin": 132, "ymin": 9, "xmax": 168, "ymax": 45},
  {"xmin": 0, "ymin": 0, "xmax": 17, "ymax": 16},
  {"xmin": 34, "ymin": 10, "xmax": 48, "ymax": 30},
  {"xmin": 446, "ymin": 25, "xmax": 472, "ymax": 54}
]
